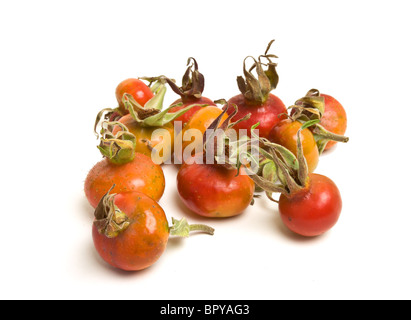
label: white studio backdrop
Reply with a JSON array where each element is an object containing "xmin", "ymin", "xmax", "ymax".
[{"xmin": 0, "ymin": 0, "xmax": 410, "ymax": 300}]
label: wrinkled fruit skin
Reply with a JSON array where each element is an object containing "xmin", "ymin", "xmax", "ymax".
[
  {"xmin": 279, "ymin": 173, "xmax": 342, "ymax": 237},
  {"xmin": 175, "ymin": 106, "xmax": 227, "ymax": 164},
  {"xmin": 85, "ymin": 153, "xmax": 165, "ymax": 208},
  {"xmin": 168, "ymin": 96, "xmax": 216, "ymax": 127},
  {"xmin": 177, "ymin": 162, "xmax": 255, "ymax": 218},
  {"xmin": 268, "ymin": 119, "xmax": 319, "ymax": 173},
  {"xmin": 227, "ymin": 93, "xmax": 287, "ymax": 138},
  {"xmin": 93, "ymin": 192, "xmax": 169, "ymax": 271},
  {"xmin": 115, "ymin": 114, "xmax": 175, "ymax": 163},
  {"xmin": 320, "ymin": 94, "xmax": 347, "ymax": 151},
  {"xmin": 115, "ymin": 78, "xmax": 154, "ymax": 115}
]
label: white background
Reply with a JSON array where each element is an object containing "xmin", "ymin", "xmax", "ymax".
[{"xmin": 1, "ymin": 0, "xmax": 410, "ymax": 300}]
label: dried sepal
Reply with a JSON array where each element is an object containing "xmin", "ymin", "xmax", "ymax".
[
  {"xmin": 244, "ymin": 122, "xmax": 319, "ymax": 199},
  {"xmin": 261, "ymin": 40, "xmax": 280, "ymax": 91},
  {"xmin": 294, "ymin": 96, "xmax": 325, "ymax": 119},
  {"xmin": 97, "ymin": 121, "xmax": 136, "ymax": 164},
  {"xmin": 202, "ymin": 103, "xmax": 230, "ymax": 148},
  {"xmin": 180, "ymin": 57, "xmax": 205, "ymax": 99},
  {"xmin": 312, "ymin": 123, "xmax": 350, "ymax": 154},
  {"xmin": 144, "ymin": 58, "xmax": 205, "ymax": 101},
  {"xmin": 94, "ymin": 185, "xmax": 130, "ymax": 238},
  {"xmin": 202, "ymin": 102, "xmax": 253, "ymax": 170},
  {"xmin": 291, "ymin": 89, "xmax": 349, "ymax": 154},
  {"xmin": 236, "ymin": 40, "xmax": 280, "ymax": 103},
  {"xmin": 94, "ymin": 108, "xmax": 123, "ymax": 137},
  {"xmin": 244, "ymin": 165, "xmax": 288, "ymax": 195}
]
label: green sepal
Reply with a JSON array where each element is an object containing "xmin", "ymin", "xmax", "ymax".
[
  {"xmin": 300, "ymin": 119, "xmax": 320, "ymax": 130},
  {"xmin": 123, "ymin": 86, "xmax": 207, "ymax": 127},
  {"xmin": 98, "ymin": 139, "xmax": 135, "ymax": 165},
  {"xmin": 97, "ymin": 121, "xmax": 136, "ymax": 165},
  {"xmin": 250, "ymin": 123, "xmax": 299, "ymax": 172},
  {"xmin": 262, "ymin": 161, "xmax": 277, "ymax": 182},
  {"xmin": 145, "ymin": 80, "xmax": 167, "ymax": 111},
  {"xmin": 261, "ymin": 161, "xmax": 278, "ymax": 199},
  {"xmin": 144, "ymin": 102, "xmax": 207, "ymax": 127},
  {"xmin": 248, "ymin": 123, "xmax": 302, "ymax": 195}
]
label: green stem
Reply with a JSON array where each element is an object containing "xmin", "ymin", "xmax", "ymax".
[
  {"xmin": 170, "ymin": 217, "xmax": 215, "ymax": 237},
  {"xmin": 187, "ymin": 224, "xmax": 215, "ymax": 235}
]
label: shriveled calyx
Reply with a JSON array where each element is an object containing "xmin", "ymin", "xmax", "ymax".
[
  {"xmin": 94, "ymin": 186, "xmax": 131, "ymax": 238},
  {"xmin": 94, "ymin": 186, "xmax": 215, "ymax": 239},
  {"xmin": 94, "ymin": 80, "xmax": 208, "ymax": 163},
  {"xmin": 94, "ymin": 79, "xmax": 205, "ymax": 132},
  {"xmin": 93, "ymin": 79, "xmax": 163, "ymax": 136},
  {"xmin": 196, "ymin": 101, "xmax": 317, "ymax": 201},
  {"xmin": 196, "ymin": 103, "xmax": 314, "ymax": 201},
  {"xmin": 290, "ymin": 89, "xmax": 349, "ymax": 153},
  {"xmin": 236, "ymin": 40, "xmax": 280, "ymax": 104},
  {"xmin": 243, "ymin": 120, "xmax": 322, "ymax": 201},
  {"xmin": 143, "ymin": 57, "xmax": 205, "ymax": 101},
  {"xmin": 200, "ymin": 101, "xmax": 252, "ymax": 169},
  {"xmin": 97, "ymin": 121, "xmax": 136, "ymax": 165}
]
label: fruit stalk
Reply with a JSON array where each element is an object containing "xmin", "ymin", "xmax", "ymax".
[{"xmin": 170, "ymin": 218, "xmax": 215, "ymax": 237}]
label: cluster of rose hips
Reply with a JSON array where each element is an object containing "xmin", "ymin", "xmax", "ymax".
[{"xmin": 84, "ymin": 40, "xmax": 349, "ymax": 271}]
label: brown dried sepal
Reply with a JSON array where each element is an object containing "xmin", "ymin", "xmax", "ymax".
[
  {"xmin": 94, "ymin": 186, "xmax": 130, "ymax": 238},
  {"xmin": 236, "ymin": 40, "xmax": 280, "ymax": 104},
  {"xmin": 164, "ymin": 57, "xmax": 205, "ymax": 100}
]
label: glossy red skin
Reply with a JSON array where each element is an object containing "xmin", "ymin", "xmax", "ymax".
[
  {"xmin": 268, "ymin": 119, "xmax": 319, "ymax": 173},
  {"xmin": 93, "ymin": 192, "xmax": 169, "ymax": 271},
  {"xmin": 320, "ymin": 94, "xmax": 347, "ymax": 151},
  {"xmin": 84, "ymin": 153, "xmax": 165, "ymax": 208},
  {"xmin": 177, "ymin": 162, "xmax": 255, "ymax": 218},
  {"xmin": 279, "ymin": 174, "xmax": 342, "ymax": 237},
  {"xmin": 115, "ymin": 78, "xmax": 154, "ymax": 114},
  {"xmin": 227, "ymin": 93, "xmax": 287, "ymax": 138},
  {"xmin": 168, "ymin": 96, "xmax": 216, "ymax": 126}
]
